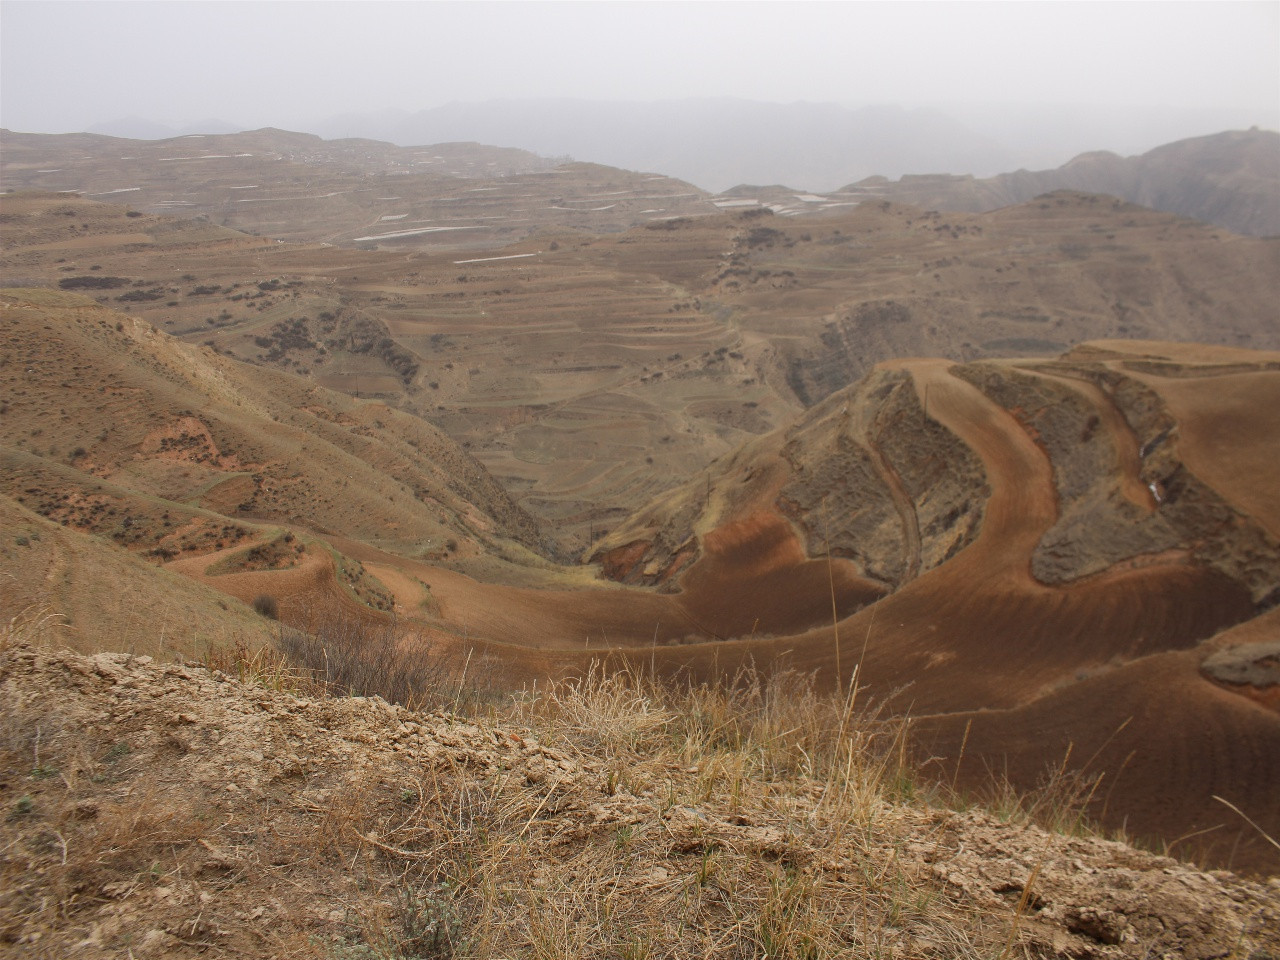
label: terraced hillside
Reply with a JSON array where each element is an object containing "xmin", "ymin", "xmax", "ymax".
[
  {"xmin": 0, "ymin": 128, "xmax": 722, "ymax": 250},
  {"xmin": 590, "ymin": 341, "xmax": 1280, "ymax": 871},
  {"xmin": 4, "ymin": 187, "xmax": 1277, "ymax": 551},
  {"xmin": 0, "ymin": 288, "xmax": 542, "ymax": 655}
]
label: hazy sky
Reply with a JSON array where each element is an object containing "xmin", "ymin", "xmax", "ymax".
[{"xmin": 2, "ymin": 1, "xmax": 1277, "ymax": 133}]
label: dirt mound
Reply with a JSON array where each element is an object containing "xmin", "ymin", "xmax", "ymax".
[{"xmin": 3, "ymin": 641, "xmax": 1278, "ymax": 958}]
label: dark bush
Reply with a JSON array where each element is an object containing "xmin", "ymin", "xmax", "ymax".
[
  {"xmin": 59, "ymin": 276, "xmax": 129, "ymax": 290},
  {"xmin": 252, "ymin": 594, "xmax": 280, "ymax": 620},
  {"xmin": 276, "ymin": 603, "xmax": 472, "ymax": 710},
  {"xmin": 117, "ymin": 289, "xmax": 164, "ymax": 302}
]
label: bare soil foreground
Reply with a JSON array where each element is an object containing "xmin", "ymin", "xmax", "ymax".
[{"xmin": 4, "ymin": 639, "xmax": 1278, "ymax": 959}]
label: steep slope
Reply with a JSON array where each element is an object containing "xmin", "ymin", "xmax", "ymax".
[
  {"xmin": 0, "ymin": 495, "xmax": 277, "ymax": 659},
  {"xmin": 845, "ymin": 129, "xmax": 1280, "ymax": 237}
]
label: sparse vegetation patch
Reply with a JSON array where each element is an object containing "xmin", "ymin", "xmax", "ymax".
[
  {"xmin": 2, "ymin": 633, "xmax": 1277, "ymax": 959},
  {"xmin": 208, "ymin": 532, "xmax": 304, "ymax": 576}
]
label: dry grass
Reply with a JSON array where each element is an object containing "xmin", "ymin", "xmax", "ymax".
[
  {"xmin": 7, "ymin": 610, "xmax": 1272, "ymax": 959},
  {"xmin": 447, "ymin": 668, "xmax": 1002, "ymax": 959},
  {"xmin": 198, "ymin": 611, "xmax": 1124, "ymax": 957},
  {"xmin": 277, "ymin": 668, "xmax": 957, "ymax": 960},
  {"xmin": 199, "ymin": 634, "xmax": 319, "ymax": 696},
  {"xmin": 286, "ymin": 666, "xmax": 1034, "ymax": 958},
  {"xmin": 0, "ymin": 686, "xmax": 213, "ymax": 953},
  {"xmin": 195, "ymin": 601, "xmax": 490, "ymax": 712},
  {"xmin": 0, "ymin": 604, "xmax": 67, "ymax": 654}
]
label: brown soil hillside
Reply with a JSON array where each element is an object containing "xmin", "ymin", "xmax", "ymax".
[
  {"xmin": 0, "ymin": 287, "xmax": 552, "ymax": 656},
  {"xmin": 591, "ymin": 342, "xmax": 1280, "ymax": 871},
  {"xmin": 0, "ymin": 288, "xmax": 539, "ymax": 558},
  {"xmin": 4, "ymin": 639, "xmax": 1278, "ymax": 959},
  {"xmin": 0, "ymin": 495, "xmax": 276, "ymax": 659}
]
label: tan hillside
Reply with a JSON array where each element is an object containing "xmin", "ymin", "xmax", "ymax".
[
  {"xmin": 3, "ymin": 189, "xmax": 1277, "ymax": 550},
  {"xmin": 0, "ymin": 127, "xmax": 716, "ymax": 251},
  {"xmin": 0, "ymin": 495, "xmax": 276, "ymax": 659},
  {"xmin": 3, "ymin": 637, "xmax": 1278, "ymax": 959},
  {"xmin": 0, "ymin": 287, "xmax": 539, "ymax": 557},
  {"xmin": 0, "ymin": 288, "xmax": 553, "ymax": 663}
]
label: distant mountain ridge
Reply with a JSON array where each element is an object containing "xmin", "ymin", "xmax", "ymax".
[
  {"xmin": 847, "ymin": 129, "xmax": 1280, "ymax": 237},
  {"xmin": 85, "ymin": 115, "xmax": 244, "ymax": 140},
  {"xmin": 22, "ymin": 106, "xmax": 1278, "ymax": 236},
  {"xmin": 313, "ymin": 98, "xmax": 1012, "ymax": 193}
]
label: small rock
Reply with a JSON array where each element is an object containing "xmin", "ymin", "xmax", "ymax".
[{"xmin": 137, "ymin": 928, "xmax": 176, "ymax": 956}]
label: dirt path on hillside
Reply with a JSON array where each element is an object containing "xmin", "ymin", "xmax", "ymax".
[
  {"xmin": 1020, "ymin": 364, "xmax": 1158, "ymax": 513},
  {"xmin": 167, "ymin": 539, "xmax": 376, "ymax": 628},
  {"xmin": 900, "ymin": 358, "xmax": 1057, "ymax": 580}
]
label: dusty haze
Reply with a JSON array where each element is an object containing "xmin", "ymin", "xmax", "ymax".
[{"xmin": 1, "ymin": 1, "xmax": 1276, "ymax": 189}]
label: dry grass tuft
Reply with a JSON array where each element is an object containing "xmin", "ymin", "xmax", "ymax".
[
  {"xmin": 0, "ymin": 604, "xmax": 67, "ymax": 654},
  {"xmin": 4, "ymin": 624, "xmax": 1276, "ymax": 958}
]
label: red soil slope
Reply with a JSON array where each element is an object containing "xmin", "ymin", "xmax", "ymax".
[
  {"xmin": 184, "ymin": 343, "xmax": 1276, "ymax": 869},
  {"xmin": 579, "ymin": 345, "xmax": 1280, "ymax": 870}
]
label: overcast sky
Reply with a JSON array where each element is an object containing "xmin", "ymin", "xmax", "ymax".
[{"xmin": 2, "ymin": 0, "xmax": 1277, "ymax": 133}]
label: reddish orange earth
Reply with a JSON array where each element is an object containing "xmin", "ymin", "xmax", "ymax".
[{"xmin": 174, "ymin": 348, "xmax": 1280, "ymax": 871}]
